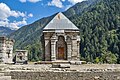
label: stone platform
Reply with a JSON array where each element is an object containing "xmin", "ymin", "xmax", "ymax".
[
  {"xmin": 34, "ymin": 60, "xmax": 86, "ymax": 65},
  {"xmin": 1, "ymin": 64, "xmax": 120, "ymax": 80},
  {"xmin": 0, "ymin": 72, "xmax": 13, "ymax": 80},
  {"xmin": 35, "ymin": 60, "xmax": 70, "ymax": 64}
]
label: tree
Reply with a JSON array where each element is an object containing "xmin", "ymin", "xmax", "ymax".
[
  {"xmin": 95, "ymin": 57, "xmax": 100, "ymax": 63},
  {"xmin": 100, "ymin": 49, "xmax": 118, "ymax": 64}
]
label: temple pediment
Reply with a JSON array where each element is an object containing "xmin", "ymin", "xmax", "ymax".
[{"xmin": 43, "ymin": 12, "xmax": 79, "ymax": 31}]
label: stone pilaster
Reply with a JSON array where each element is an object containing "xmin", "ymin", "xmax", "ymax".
[
  {"xmin": 2, "ymin": 40, "xmax": 6, "ymax": 63},
  {"xmin": 71, "ymin": 40, "xmax": 78, "ymax": 60},
  {"xmin": 51, "ymin": 40, "xmax": 56, "ymax": 61},
  {"xmin": 67, "ymin": 42, "xmax": 72, "ymax": 61},
  {"xmin": 77, "ymin": 41, "xmax": 80, "ymax": 60},
  {"xmin": 77, "ymin": 35, "xmax": 80, "ymax": 60},
  {"xmin": 51, "ymin": 34, "xmax": 57, "ymax": 61}
]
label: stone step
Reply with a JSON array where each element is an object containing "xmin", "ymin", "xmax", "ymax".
[
  {"xmin": 60, "ymin": 64, "xmax": 70, "ymax": 68},
  {"xmin": 0, "ymin": 76, "xmax": 11, "ymax": 80},
  {"xmin": 52, "ymin": 63, "xmax": 70, "ymax": 68},
  {"xmin": 70, "ymin": 61, "xmax": 86, "ymax": 65},
  {"xmin": 35, "ymin": 60, "xmax": 70, "ymax": 64},
  {"xmin": 0, "ymin": 73, "xmax": 4, "ymax": 76}
]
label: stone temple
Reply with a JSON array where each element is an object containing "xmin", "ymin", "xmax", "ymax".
[
  {"xmin": 43, "ymin": 12, "xmax": 80, "ymax": 61},
  {"xmin": 14, "ymin": 50, "xmax": 28, "ymax": 64}
]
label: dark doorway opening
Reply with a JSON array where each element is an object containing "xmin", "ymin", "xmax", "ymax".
[{"xmin": 56, "ymin": 36, "xmax": 67, "ymax": 60}]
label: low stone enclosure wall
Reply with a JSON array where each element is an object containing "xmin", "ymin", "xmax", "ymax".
[{"xmin": 4, "ymin": 71, "xmax": 120, "ymax": 80}]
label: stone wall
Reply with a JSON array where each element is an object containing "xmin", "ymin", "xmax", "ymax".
[{"xmin": 5, "ymin": 71, "xmax": 120, "ymax": 80}]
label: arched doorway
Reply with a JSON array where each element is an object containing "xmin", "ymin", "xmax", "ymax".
[{"xmin": 56, "ymin": 36, "xmax": 67, "ymax": 60}]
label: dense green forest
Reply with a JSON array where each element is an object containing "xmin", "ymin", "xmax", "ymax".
[
  {"xmin": 8, "ymin": 0, "xmax": 120, "ymax": 63},
  {"xmin": 71, "ymin": 0, "xmax": 120, "ymax": 63}
]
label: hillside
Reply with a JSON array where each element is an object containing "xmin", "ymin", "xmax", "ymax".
[
  {"xmin": 71, "ymin": 0, "xmax": 120, "ymax": 63},
  {"xmin": 64, "ymin": 0, "xmax": 98, "ymax": 17},
  {"xmin": 0, "ymin": 26, "xmax": 15, "ymax": 36},
  {"xmin": 8, "ymin": 0, "xmax": 120, "ymax": 63},
  {"xmin": 9, "ymin": 15, "xmax": 55, "ymax": 48}
]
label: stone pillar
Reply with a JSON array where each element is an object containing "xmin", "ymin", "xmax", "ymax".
[
  {"xmin": 44, "ymin": 39, "xmax": 50, "ymax": 61},
  {"xmin": 77, "ymin": 41, "xmax": 80, "ymax": 60},
  {"xmin": 1, "ymin": 38, "xmax": 6, "ymax": 63},
  {"xmin": 6, "ymin": 40, "xmax": 14, "ymax": 63},
  {"xmin": 51, "ymin": 34, "xmax": 57, "ymax": 61},
  {"xmin": 51, "ymin": 40, "xmax": 56, "ymax": 61},
  {"xmin": 1, "ymin": 43, "xmax": 6, "ymax": 63},
  {"xmin": 71, "ymin": 40, "xmax": 78, "ymax": 60},
  {"xmin": 77, "ymin": 35, "xmax": 80, "ymax": 60},
  {"xmin": 67, "ymin": 42, "xmax": 72, "ymax": 61}
]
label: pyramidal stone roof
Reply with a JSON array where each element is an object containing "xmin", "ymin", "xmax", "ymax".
[{"xmin": 43, "ymin": 12, "xmax": 79, "ymax": 30}]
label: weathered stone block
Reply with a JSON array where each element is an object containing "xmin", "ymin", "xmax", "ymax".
[
  {"xmin": 52, "ymin": 63, "xmax": 60, "ymax": 68},
  {"xmin": 0, "ymin": 76, "xmax": 11, "ymax": 80},
  {"xmin": 60, "ymin": 64, "xmax": 70, "ymax": 68}
]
